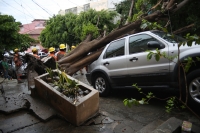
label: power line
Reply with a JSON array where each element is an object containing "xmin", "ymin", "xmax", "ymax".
[
  {"xmin": 21, "ymin": 0, "xmax": 46, "ymax": 18},
  {"xmin": 51, "ymin": 0, "xmax": 61, "ymax": 9},
  {"xmin": 66, "ymin": 0, "xmax": 86, "ymax": 10},
  {"xmin": 13, "ymin": 0, "xmax": 35, "ymax": 18},
  {"xmin": 31, "ymin": 0, "xmax": 52, "ymax": 16},
  {"xmin": 34, "ymin": 0, "xmax": 55, "ymax": 15},
  {"xmin": 19, "ymin": 0, "xmax": 31, "ymax": 30},
  {"xmin": 0, "ymin": 1, "xmax": 34, "ymax": 33},
  {"xmin": 67, "ymin": 0, "xmax": 79, "ymax": 7},
  {"xmin": 1, "ymin": 0, "xmax": 34, "ymax": 19}
]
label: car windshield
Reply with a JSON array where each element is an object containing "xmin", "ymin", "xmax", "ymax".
[{"xmin": 151, "ymin": 31, "xmax": 186, "ymax": 43}]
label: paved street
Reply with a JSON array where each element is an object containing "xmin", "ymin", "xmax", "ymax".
[{"xmin": 0, "ymin": 71, "xmax": 200, "ymax": 133}]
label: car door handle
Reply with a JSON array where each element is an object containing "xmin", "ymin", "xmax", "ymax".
[
  {"xmin": 103, "ymin": 62, "xmax": 109, "ymax": 66},
  {"xmin": 129, "ymin": 57, "xmax": 138, "ymax": 61}
]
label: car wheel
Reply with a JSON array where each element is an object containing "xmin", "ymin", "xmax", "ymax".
[
  {"xmin": 187, "ymin": 69, "xmax": 200, "ymax": 106},
  {"xmin": 93, "ymin": 74, "xmax": 110, "ymax": 97}
]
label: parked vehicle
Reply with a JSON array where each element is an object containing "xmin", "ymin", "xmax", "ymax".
[
  {"xmin": 38, "ymin": 52, "xmax": 48, "ymax": 59},
  {"xmin": 86, "ymin": 30, "xmax": 200, "ymax": 105}
]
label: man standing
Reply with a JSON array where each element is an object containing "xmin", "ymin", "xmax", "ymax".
[
  {"xmin": 48, "ymin": 47, "xmax": 57, "ymax": 61},
  {"xmin": 1, "ymin": 57, "xmax": 12, "ymax": 80},
  {"xmin": 57, "ymin": 44, "xmax": 67, "ymax": 61},
  {"xmin": 32, "ymin": 48, "xmax": 40, "ymax": 59},
  {"xmin": 13, "ymin": 48, "xmax": 23, "ymax": 83}
]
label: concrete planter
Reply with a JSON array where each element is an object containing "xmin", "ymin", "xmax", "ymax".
[{"xmin": 33, "ymin": 71, "xmax": 99, "ymax": 126}]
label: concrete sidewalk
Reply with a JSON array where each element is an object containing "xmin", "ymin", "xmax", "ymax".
[
  {"xmin": 0, "ymin": 77, "xmax": 138, "ymax": 133},
  {"xmin": 0, "ymin": 74, "xmax": 200, "ymax": 133}
]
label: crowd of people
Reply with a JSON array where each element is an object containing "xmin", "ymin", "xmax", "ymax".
[
  {"xmin": 0, "ymin": 44, "xmax": 83, "ymax": 82},
  {"xmin": 31, "ymin": 44, "xmax": 70, "ymax": 61},
  {"xmin": 0, "ymin": 48, "xmax": 23, "ymax": 83}
]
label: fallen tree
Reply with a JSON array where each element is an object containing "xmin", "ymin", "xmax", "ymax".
[{"xmin": 57, "ymin": 0, "xmax": 194, "ymax": 75}]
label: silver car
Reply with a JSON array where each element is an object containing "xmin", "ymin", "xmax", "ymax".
[{"xmin": 86, "ymin": 30, "xmax": 200, "ymax": 105}]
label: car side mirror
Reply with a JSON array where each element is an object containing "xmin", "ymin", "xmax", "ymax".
[{"xmin": 147, "ymin": 41, "xmax": 165, "ymax": 49}]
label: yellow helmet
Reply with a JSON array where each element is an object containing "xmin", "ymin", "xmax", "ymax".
[
  {"xmin": 49, "ymin": 47, "xmax": 55, "ymax": 52},
  {"xmin": 71, "ymin": 45, "xmax": 76, "ymax": 49},
  {"xmin": 32, "ymin": 47, "xmax": 38, "ymax": 52},
  {"xmin": 59, "ymin": 44, "xmax": 66, "ymax": 49},
  {"xmin": 14, "ymin": 48, "xmax": 19, "ymax": 52}
]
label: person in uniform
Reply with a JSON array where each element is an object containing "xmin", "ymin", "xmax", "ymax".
[
  {"xmin": 57, "ymin": 44, "xmax": 67, "ymax": 61},
  {"xmin": 48, "ymin": 47, "xmax": 57, "ymax": 61},
  {"xmin": 32, "ymin": 47, "xmax": 40, "ymax": 59},
  {"xmin": 13, "ymin": 48, "xmax": 23, "ymax": 83}
]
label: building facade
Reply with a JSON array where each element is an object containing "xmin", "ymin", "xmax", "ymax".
[
  {"xmin": 58, "ymin": 0, "xmax": 121, "ymax": 15},
  {"xmin": 19, "ymin": 19, "xmax": 47, "ymax": 53}
]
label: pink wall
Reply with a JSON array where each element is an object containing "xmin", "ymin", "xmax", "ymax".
[{"xmin": 19, "ymin": 19, "xmax": 46, "ymax": 34}]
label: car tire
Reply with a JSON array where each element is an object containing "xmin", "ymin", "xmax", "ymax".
[
  {"xmin": 93, "ymin": 74, "xmax": 110, "ymax": 97},
  {"xmin": 186, "ymin": 69, "xmax": 200, "ymax": 106}
]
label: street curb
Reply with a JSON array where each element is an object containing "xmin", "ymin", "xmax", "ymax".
[{"xmin": 152, "ymin": 117, "xmax": 182, "ymax": 133}]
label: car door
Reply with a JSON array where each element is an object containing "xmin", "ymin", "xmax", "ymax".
[
  {"xmin": 126, "ymin": 33, "xmax": 170, "ymax": 86},
  {"xmin": 100, "ymin": 38, "xmax": 128, "ymax": 86}
]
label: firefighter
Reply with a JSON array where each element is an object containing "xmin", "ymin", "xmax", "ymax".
[
  {"xmin": 48, "ymin": 47, "xmax": 57, "ymax": 61},
  {"xmin": 32, "ymin": 48, "xmax": 40, "ymax": 59},
  {"xmin": 13, "ymin": 48, "xmax": 23, "ymax": 83},
  {"xmin": 57, "ymin": 44, "xmax": 67, "ymax": 61},
  {"xmin": 71, "ymin": 45, "xmax": 76, "ymax": 51}
]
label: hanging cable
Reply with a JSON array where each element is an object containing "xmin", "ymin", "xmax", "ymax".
[
  {"xmin": 51, "ymin": 0, "xmax": 61, "ymax": 8},
  {"xmin": 31, "ymin": 0, "xmax": 53, "ymax": 16},
  {"xmin": 13, "ymin": 0, "xmax": 35, "ymax": 19},
  {"xmin": 65, "ymin": 0, "xmax": 85, "ymax": 10},
  {"xmin": 1, "ymin": 0, "xmax": 34, "ymax": 19},
  {"xmin": 33, "ymin": 0, "xmax": 55, "ymax": 15},
  {"xmin": 21, "ymin": 0, "xmax": 46, "ymax": 18},
  {"xmin": 19, "ymin": 0, "xmax": 31, "ymax": 31}
]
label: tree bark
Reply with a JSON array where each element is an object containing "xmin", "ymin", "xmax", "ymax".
[
  {"xmin": 173, "ymin": 23, "xmax": 195, "ymax": 35},
  {"xmin": 125, "ymin": 0, "xmax": 135, "ymax": 25},
  {"xmin": 56, "ymin": 0, "xmax": 189, "ymax": 75}
]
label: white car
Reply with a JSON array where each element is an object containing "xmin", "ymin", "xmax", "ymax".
[{"xmin": 38, "ymin": 52, "xmax": 48, "ymax": 59}]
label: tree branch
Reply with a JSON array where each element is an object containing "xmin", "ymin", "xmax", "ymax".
[
  {"xmin": 173, "ymin": 23, "xmax": 195, "ymax": 35},
  {"xmin": 172, "ymin": 0, "xmax": 191, "ymax": 13}
]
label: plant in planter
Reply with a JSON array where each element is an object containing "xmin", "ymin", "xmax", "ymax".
[
  {"xmin": 33, "ymin": 68, "xmax": 99, "ymax": 126},
  {"xmin": 45, "ymin": 68, "xmax": 90, "ymax": 103}
]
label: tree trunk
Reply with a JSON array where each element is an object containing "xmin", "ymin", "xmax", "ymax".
[
  {"xmin": 125, "ymin": 0, "xmax": 135, "ymax": 25},
  {"xmin": 56, "ymin": 0, "xmax": 189, "ymax": 75}
]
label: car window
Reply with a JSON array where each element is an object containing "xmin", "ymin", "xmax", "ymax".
[
  {"xmin": 129, "ymin": 34, "xmax": 161, "ymax": 54},
  {"xmin": 103, "ymin": 39, "xmax": 125, "ymax": 59},
  {"xmin": 151, "ymin": 30, "xmax": 186, "ymax": 43}
]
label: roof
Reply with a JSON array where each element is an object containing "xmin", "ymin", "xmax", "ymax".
[{"xmin": 26, "ymin": 28, "xmax": 45, "ymax": 35}]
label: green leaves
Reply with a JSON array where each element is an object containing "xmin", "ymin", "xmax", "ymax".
[
  {"xmin": 140, "ymin": 19, "xmax": 165, "ymax": 31},
  {"xmin": 123, "ymin": 98, "xmax": 138, "ymax": 107},
  {"xmin": 147, "ymin": 51, "xmax": 153, "ymax": 60},
  {"xmin": 40, "ymin": 9, "xmax": 117, "ymax": 48},
  {"xmin": 81, "ymin": 23, "xmax": 99, "ymax": 41},
  {"xmin": 184, "ymin": 33, "xmax": 200, "ymax": 47},
  {"xmin": 146, "ymin": 49, "xmax": 161, "ymax": 61},
  {"xmin": 0, "ymin": 14, "xmax": 34, "ymax": 51}
]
